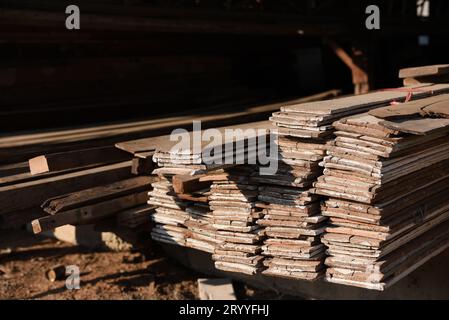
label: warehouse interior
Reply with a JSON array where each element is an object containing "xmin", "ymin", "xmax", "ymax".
[{"xmin": 1, "ymin": 0, "xmax": 449, "ymax": 300}]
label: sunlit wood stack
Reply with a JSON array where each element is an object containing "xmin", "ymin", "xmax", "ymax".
[
  {"xmin": 256, "ymin": 185, "xmax": 326, "ymax": 280},
  {"xmin": 250, "ymin": 84, "xmax": 449, "ymax": 282},
  {"xmin": 148, "ymin": 178, "xmax": 190, "ymax": 246},
  {"xmin": 313, "ymin": 94, "xmax": 449, "ymax": 290},
  {"xmin": 207, "ymin": 166, "xmax": 265, "ymax": 275},
  {"xmin": 148, "ymin": 121, "xmax": 272, "ymax": 253}
]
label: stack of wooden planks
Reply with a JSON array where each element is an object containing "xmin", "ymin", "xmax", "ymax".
[
  {"xmin": 249, "ymin": 83, "xmax": 449, "ymax": 282},
  {"xmin": 147, "ymin": 121, "xmax": 273, "ymax": 254},
  {"xmin": 0, "ymin": 146, "xmax": 137, "ymax": 229},
  {"xmin": 173, "ymin": 175, "xmax": 219, "ymax": 253},
  {"xmin": 313, "ymin": 94, "xmax": 449, "ymax": 290},
  {"xmin": 256, "ymin": 185, "xmax": 326, "ymax": 280},
  {"xmin": 148, "ymin": 178, "xmax": 190, "ymax": 247},
  {"xmin": 207, "ymin": 166, "xmax": 265, "ymax": 275}
]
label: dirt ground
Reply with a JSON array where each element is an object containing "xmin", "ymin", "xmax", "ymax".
[{"xmin": 0, "ymin": 229, "xmax": 295, "ymax": 300}]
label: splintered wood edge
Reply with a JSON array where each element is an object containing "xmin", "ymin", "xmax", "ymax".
[{"xmin": 28, "ymin": 155, "xmax": 49, "ymax": 175}]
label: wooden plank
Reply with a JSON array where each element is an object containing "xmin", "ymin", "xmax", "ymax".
[
  {"xmin": 281, "ymin": 84, "xmax": 449, "ymax": 115},
  {"xmin": 0, "ymin": 161, "xmax": 132, "ymax": 215},
  {"xmin": 399, "ymin": 64, "xmax": 449, "ymax": 79},
  {"xmin": 369, "ymin": 94, "xmax": 449, "ymax": 120},
  {"xmin": 31, "ymin": 192, "xmax": 148, "ymax": 234},
  {"xmin": 28, "ymin": 146, "xmax": 131, "ymax": 175},
  {"xmin": 41, "ymin": 176, "xmax": 155, "ymax": 214},
  {"xmin": 116, "ymin": 120, "xmax": 274, "ymax": 155},
  {"xmin": 380, "ymin": 118, "xmax": 449, "ymax": 135}
]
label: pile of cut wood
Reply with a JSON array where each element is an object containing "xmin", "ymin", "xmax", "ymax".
[
  {"xmin": 208, "ymin": 166, "xmax": 265, "ymax": 275},
  {"xmin": 0, "ymin": 144, "xmax": 157, "ymax": 232},
  {"xmin": 252, "ymin": 83, "xmax": 449, "ymax": 281},
  {"xmin": 147, "ymin": 121, "xmax": 272, "ymax": 254},
  {"xmin": 148, "ymin": 178, "xmax": 190, "ymax": 247},
  {"xmin": 313, "ymin": 94, "xmax": 449, "ymax": 290},
  {"xmin": 252, "ymin": 129, "xmax": 325, "ymax": 280}
]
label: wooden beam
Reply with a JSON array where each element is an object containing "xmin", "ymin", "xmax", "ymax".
[
  {"xmin": 29, "ymin": 146, "xmax": 131, "ymax": 175},
  {"xmin": 41, "ymin": 176, "xmax": 155, "ymax": 214},
  {"xmin": 0, "ymin": 161, "xmax": 132, "ymax": 215},
  {"xmin": 31, "ymin": 192, "xmax": 148, "ymax": 234}
]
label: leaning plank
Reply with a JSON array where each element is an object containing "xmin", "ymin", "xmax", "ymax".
[
  {"xmin": 29, "ymin": 146, "xmax": 131, "ymax": 175},
  {"xmin": 31, "ymin": 192, "xmax": 148, "ymax": 234},
  {"xmin": 0, "ymin": 161, "xmax": 132, "ymax": 215},
  {"xmin": 41, "ymin": 176, "xmax": 155, "ymax": 214}
]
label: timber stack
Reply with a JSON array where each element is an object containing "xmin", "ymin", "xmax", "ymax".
[
  {"xmin": 313, "ymin": 94, "xmax": 449, "ymax": 290},
  {"xmin": 148, "ymin": 121, "xmax": 273, "ymax": 255},
  {"xmin": 1, "ymin": 93, "xmax": 336, "ymax": 231},
  {"xmin": 208, "ymin": 166, "xmax": 265, "ymax": 275},
  {"xmin": 254, "ymin": 83, "xmax": 449, "ymax": 281}
]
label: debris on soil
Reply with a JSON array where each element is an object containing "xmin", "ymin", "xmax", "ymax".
[{"xmin": 0, "ymin": 229, "xmax": 298, "ymax": 300}]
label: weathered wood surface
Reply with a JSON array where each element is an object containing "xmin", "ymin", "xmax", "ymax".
[
  {"xmin": 42, "ymin": 176, "xmax": 154, "ymax": 214},
  {"xmin": 32, "ymin": 192, "xmax": 148, "ymax": 234},
  {"xmin": 281, "ymin": 84, "xmax": 449, "ymax": 115},
  {"xmin": 117, "ymin": 120, "xmax": 274, "ymax": 155},
  {"xmin": 369, "ymin": 94, "xmax": 449, "ymax": 120},
  {"xmin": 313, "ymin": 104, "xmax": 449, "ymax": 290}
]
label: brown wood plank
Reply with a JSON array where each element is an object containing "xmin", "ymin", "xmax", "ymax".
[
  {"xmin": 28, "ymin": 146, "xmax": 131, "ymax": 175},
  {"xmin": 0, "ymin": 161, "xmax": 133, "ymax": 215},
  {"xmin": 31, "ymin": 192, "xmax": 148, "ymax": 234},
  {"xmin": 42, "ymin": 176, "xmax": 155, "ymax": 214},
  {"xmin": 399, "ymin": 64, "xmax": 449, "ymax": 79}
]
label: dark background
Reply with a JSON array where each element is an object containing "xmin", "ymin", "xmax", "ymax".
[{"xmin": 1, "ymin": 0, "xmax": 448, "ymax": 132}]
